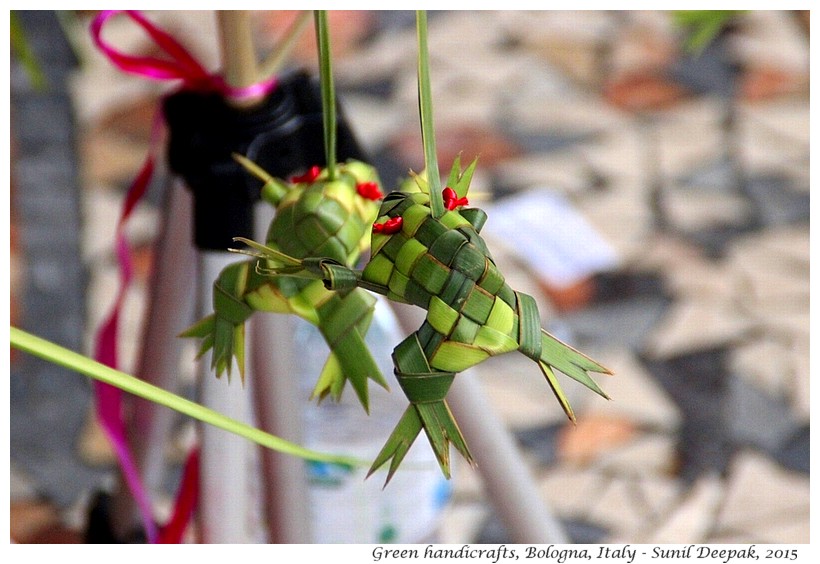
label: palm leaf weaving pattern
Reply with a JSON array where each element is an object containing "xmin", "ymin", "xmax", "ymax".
[
  {"xmin": 361, "ymin": 166, "xmax": 611, "ymax": 482},
  {"xmin": 182, "ymin": 158, "xmax": 389, "ymax": 412},
  {"xmin": 232, "ymin": 159, "xmax": 612, "ymax": 484}
]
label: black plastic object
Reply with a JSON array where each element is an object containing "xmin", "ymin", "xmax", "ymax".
[{"xmin": 164, "ymin": 70, "xmax": 366, "ymax": 251}]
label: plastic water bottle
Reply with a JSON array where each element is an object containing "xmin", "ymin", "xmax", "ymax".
[{"xmin": 295, "ymin": 296, "xmax": 451, "ymax": 543}]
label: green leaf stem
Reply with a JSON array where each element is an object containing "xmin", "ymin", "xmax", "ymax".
[
  {"xmin": 416, "ymin": 10, "xmax": 444, "ymax": 219},
  {"xmin": 10, "ymin": 326, "xmax": 362, "ymax": 468},
  {"xmin": 314, "ymin": 10, "xmax": 336, "ymax": 180}
]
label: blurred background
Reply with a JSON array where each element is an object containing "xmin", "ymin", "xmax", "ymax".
[{"xmin": 10, "ymin": 10, "xmax": 810, "ymax": 544}]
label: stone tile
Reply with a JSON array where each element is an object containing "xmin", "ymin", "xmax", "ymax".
[
  {"xmin": 586, "ymin": 476, "xmax": 657, "ymax": 538},
  {"xmin": 662, "ymin": 255, "xmax": 740, "ymax": 303},
  {"xmin": 437, "ymin": 502, "xmax": 490, "ymax": 544},
  {"xmin": 738, "ymin": 102, "xmax": 809, "ymax": 176},
  {"xmin": 556, "ymin": 415, "xmax": 638, "ymax": 466},
  {"xmin": 581, "ymin": 349, "xmax": 682, "ymax": 431},
  {"xmin": 733, "ymin": 258, "xmax": 809, "ymax": 309},
  {"xmin": 257, "ymin": 11, "xmax": 377, "ymax": 69},
  {"xmin": 642, "ymin": 299, "xmax": 755, "ymax": 359},
  {"xmin": 754, "ymin": 224, "xmax": 809, "ymax": 262},
  {"xmin": 561, "ymin": 295, "xmax": 670, "ymax": 353},
  {"xmin": 389, "ymin": 125, "xmax": 521, "ymax": 175},
  {"xmin": 732, "ymin": 11, "xmax": 810, "ymax": 79},
  {"xmin": 626, "ymin": 232, "xmax": 703, "ymax": 272},
  {"xmin": 10, "ymin": 462, "xmax": 39, "ymax": 502},
  {"xmin": 503, "ymin": 93, "xmax": 625, "ymax": 137},
  {"xmin": 789, "ymin": 336, "xmax": 810, "ymax": 422},
  {"xmin": 538, "ymin": 465, "xmax": 607, "ymax": 519},
  {"xmin": 729, "ymin": 337, "xmax": 794, "ymax": 400},
  {"xmin": 491, "ymin": 152, "xmax": 594, "ymax": 197},
  {"xmin": 339, "ymin": 95, "xmax": 406, "ymax": 154},
  {"xmin": 725, "ymin": 373, "xmax": 800, "ymax": 453},
  {"xmin": 663, "ymin": 188, "xmax": 753, "ymax": 232},
  {"xmin": 502, "ymin": 11, "xmax": 623, "ymax": 87},
  {"xmin": 577, "ymin": 128, "xmax": 646, "ymax": 182},
  {"xmin": 642, "ymin": 473, "xmax": 724, "ymax": 544},
  {"xmin": 596, "ymin": 433, "xmax": 679, "ymax": 476},
  {"xmin": 335, "ymin": 26, "xmax": 416, "ymax": 85},
  {"xmin": 634, "ymin": 474, "xmax": 685, "ymax": 520},
  {"xmin": 474, "ymin": 354, "xmax": 581, "ymax": 430},
  {"xmin": 10, "ymin": 500, "xmax": 61, "ymax": 543},
  {"xmin": 727, "ymin": 226, "xmax": 809, "ymax": 277},
  {"xmin": 713, "ymin": 450, "xmax": 809, "ymax": 543},
  {"xmin": 753, "ymin": 312, "xmax": 810, "ymax": 344},
  {"xmin": 604, "ymin": 475, "xmax": 684, "ymax": 543}
]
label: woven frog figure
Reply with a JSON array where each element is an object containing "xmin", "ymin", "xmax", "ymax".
[
  {"xmin": 235, "ymin": 158, "xmax": 611, "ymax": 483},
  {"xmin": 183, "ymin": 156, "xmax": 389, "ymax": 413}
]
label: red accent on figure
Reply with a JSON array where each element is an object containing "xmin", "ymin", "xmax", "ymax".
[
  {"xmin": 442, "ymin": 187, "xmax": 469, "ymax": 210},
  {"xmin": 291, "ymin": 166, "xmax": 322, "ymax": 184},
  {"xmin": 357, "ymin": 181, "xmax": 384, "ymax": 200},
  {"xmin": 372, "ymin": 216, "xmax": 403, "ymax": 234}
]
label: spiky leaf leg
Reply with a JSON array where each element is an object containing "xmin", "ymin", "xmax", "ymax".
[
  {"xmin": 368, "ymin": 332, "xmax": 472, "ymax": 485},
  {"xmin": 313, "ymin": 288, "xmax": 389, "ymax": 412},
  {"xmin": 179, "ymin": 261, "xmax": 256, "ymax": 381}
]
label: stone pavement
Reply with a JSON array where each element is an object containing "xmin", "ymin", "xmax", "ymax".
[{"xmin": 10, "ymin": 10, "xmax": 809, "ymax": 543}]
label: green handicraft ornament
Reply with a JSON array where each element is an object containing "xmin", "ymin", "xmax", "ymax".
[
  {"xmin": 234, "ymin": 157, "xmax": 612, "ymax": 484},
  {"xmin": 181, "ymin": 156, "xmax": 389, "ymax": 412}
]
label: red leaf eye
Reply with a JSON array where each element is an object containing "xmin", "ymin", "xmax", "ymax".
[
  {"xmin": 357, "ymin": 181, "xmax": 384, "ymax": 200},
  {"xmin": 442, "ymin": 187, "xmax": 468, "ymax": 210},
  {"xmin": 290, "ymin": 165, "xmax": 322, "ymax": 184},
  {"xmin": 372, "ymin": 216, "xmax": 403, "ymax": 234}
]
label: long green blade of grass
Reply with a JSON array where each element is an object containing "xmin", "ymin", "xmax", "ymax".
[
  {"xmin": 315, "ymin": 10, "xmax": 336, "ymax": 180},
  {"xmin": 10, "ymin": 326, "xmax": 362, "ymax": 468},
  {"xmin": 416, "ymin": 10, "xmax": 444, "ymax": 218}
]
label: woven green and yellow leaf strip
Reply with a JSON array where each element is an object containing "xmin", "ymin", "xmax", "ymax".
[
  {"xmin": 181, "ymin": 159, "xmax": 387, "ymax": 412},
  {"xmin": 359, "ymin": 163, "xmax": 611, "ymax": 481},
  {"xmin": 232, "ymin": 157, "xmax": 612, "ymax": 483},
  {"xmin": 367, "ymin": 332, "xmax": 469, "ymax": 483},
  {"xmin": 11, "ymin": 327, "xmax": 363, "ymax": 468}
]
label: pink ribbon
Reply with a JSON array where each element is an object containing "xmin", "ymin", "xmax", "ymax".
[
  {"xmin": 159, "ymin": 447, "xmax": 200, "ymax": 544},
  {"xmin": 90, "ymin": 10, "xmax": 278, "ymax": 543},
  {"xmin": 91, "ymin": 10, "xmax": 278, "ymax": 100},
  {"xmin": 92, "ymin": 110, "xmax": 163, "ymax": 544}
]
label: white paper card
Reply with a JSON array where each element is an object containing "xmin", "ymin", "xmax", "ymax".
[{"xmin": 482, "ymin": 189, "xmax": 620, "ymax": 288}]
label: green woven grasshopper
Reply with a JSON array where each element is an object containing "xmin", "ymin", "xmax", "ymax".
[
  {"xmin": 182, "ymin": 156, "xmax": 389, "ymax": 412},
  {"xmin": 235, "ymin": 157, "xmax": 612, "ymax": 483}
]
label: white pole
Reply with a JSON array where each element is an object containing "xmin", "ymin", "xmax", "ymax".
[
  {"xmin": 196, "ymin": 251, "xmax": 267, "ymax": 543},
  {"xmin": 448, "ymin": 374, "xmax": 570, "ymax": 543},
  {"xmin": 249, "ymin": 203, "xmax": 312, "ymax": 543}
]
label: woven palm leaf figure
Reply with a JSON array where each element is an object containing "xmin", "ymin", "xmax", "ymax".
[
  {"xmin": 182, "ymin": 156, "xmax": 389, "ymax": 412},
  {"xmin": 235, "ymin": 157, "xmax": 612, "ymax": 483}
]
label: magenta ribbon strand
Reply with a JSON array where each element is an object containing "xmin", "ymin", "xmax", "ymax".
[
  {"xmin": 92, "ymin": 111, "xmax": 163, "ymax": 544},
  {"xmin": 91, "ymin": 10, "xmax": 277, "ymax": 99},
  {"xmin": 90, "ymin": 9, "xmax": 276, "ymax": 543}
]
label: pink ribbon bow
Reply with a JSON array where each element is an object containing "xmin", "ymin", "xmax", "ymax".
[{"xmin": 90, "ymin": 10, "xmax": 278, "ymax": 543}]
